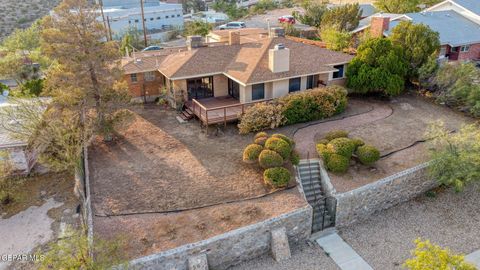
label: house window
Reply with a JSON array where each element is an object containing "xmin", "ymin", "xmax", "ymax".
[
  {"xmin": 128, "ymin": 20, "xmax": 131, "ymax": 24},
  {"xmin": 252, "ymin": 83, "xmax": 265, "ymax": 100},
  {"xmin": 157, "ymin": 16, "xmax": 161, "ymax": 20},
  {"xmin": 166, "ymin": 15, "xmax": 169, "ymax": 18},
  {"xmin": 150, "ymin": 17, "xmax": 154, "ymax": 21},
  {"xmin": 306, "ymin": 75, "xmax": 316, "ymax": 89},
  {"xmin": 144, "ymin": 71, "xmax": 155, "ymax": 82},
  {"xmin": 333, "ymin": 64, "xmax": 345, "ymax": 79},
  {"xmin": 177, "ymin": 14, "xmax": 181, "ymax": 17},
  {"xmin": 451, "ymin": 46, "xmax": 459, "ymax": 52},
  {"xmin": 135, "ymin": 19, "xmax": 139, "ymax": 23},
  {"xmin": 289, "ymin": 77, "xmax": 301, "ymax": 93},
  {"xmin": 461, "ymin": 45, "xmax": 470, "ymax": 52},
  {"xmin": 130, "ymin": 73, "xmax": 138, "ymax": 83}
]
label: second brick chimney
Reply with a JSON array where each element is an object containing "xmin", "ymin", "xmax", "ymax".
[
  {"xmin": 229, "ymin": 31, "xmax": 241, "ymax": 45},
  {"xmin": 370, "ymin": 16, "xmax": 390, "ymax": 38}
]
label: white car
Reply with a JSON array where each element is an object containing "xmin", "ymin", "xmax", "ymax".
[{"xmin": 218, "ymin": 21, "xmax": 246, "ymax": 30}]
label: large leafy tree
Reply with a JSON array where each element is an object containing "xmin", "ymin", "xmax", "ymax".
[
  {"xmin": 374, "ymin": 0, "xmax": 420, "ymax": 13},
  {"xmin": 404, "ymin": 239, "xmax": 476, "ymax": 270},
  {"xmin": 426, "ymin": 122, "xmax": 480, "ymax": 192},
  {"xmin": 389, "ymin": 21, "xmax": 440, "ymax": 81},
  {"xmin": 37, "ymin": 0, "xmax": 130, "ymax": 170},
  {"xmin": 320, "ymin": 3, "xmax": 362, "ymax": 32},
  {"xmin": 293, "ymin": 0, "xmax": 329, "ymax": 28},
  {"xmin": 183, "ymin": 20, "xmax": 213, "ymax": 37},
  {"xmin": 346, "ymin": 38, "xmax": 408, "ymax": 96}
]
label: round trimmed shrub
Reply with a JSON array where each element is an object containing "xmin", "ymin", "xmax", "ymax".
[
  {"xmin": 326, "ymin": 154, "xmax": 350, "ymax": 173},
  {"xmin": 290, "ymin": 150, "xmax": 300, "ymax": 166},
  {"xmin": 254, "ymin": 131, "xmax": 268, "ymax": 140},
  {"xmin": 265, "ymin": 137, "xmax": 292, "ymax": 160},
  {"xmin": 264, "ymin": 167, "xmax": 291, "ymax": 188},
  {"xmin": 351, "ymin": 138, "xmax": 365, "ymax": 148},
  {"xmin": 316, "ymin": 143, "xmax": 335, "ymax": 162},
  {"xmin": 328, "ymin": 138, "xmax": 356, "ymax": 158},
  {"xmin": 243, "ymin": 144, "xmax": 264, "ymax": 164},
  {"xmin": 258, "ymin": 150, "xmax": 284, "ymax": 168},
  {"xmin": 317, "ymin": 138, "xmax": 330, "ymax": 145},
  {"xmin": 271, "ymin": 133, "xmax": 295, "ymax": 147},
  {"xmin": 254, "ymin": 136, "xmax": 268, "ymax": 146},
  {"xmin": 324, "ymin": 130, "xmax": 349, "ymax": 141},
  {"xmin": 356, "ymin": 145, "xmax": 380, "ymax": 165}
]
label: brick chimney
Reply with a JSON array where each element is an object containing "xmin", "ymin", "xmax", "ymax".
[
  {"xmin": 370, "ymin": 16, "xmax": 390, "ymax": 38},
  {"xmin": 229, "ymin": 31, "xmax": 240, "ymax": 45},
  {"xmin": 186, "ymin": 35, "xmax": 203, "ymax": 50}
]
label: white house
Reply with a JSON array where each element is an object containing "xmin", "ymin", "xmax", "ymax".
[{"xmin": 98, "ymin": 0, "xmax": 184, "ymax": 41}]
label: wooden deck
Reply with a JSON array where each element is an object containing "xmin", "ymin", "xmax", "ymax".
[{"xmin": 186, "ymin": 96, "xmax": 269, "ymax": 126}]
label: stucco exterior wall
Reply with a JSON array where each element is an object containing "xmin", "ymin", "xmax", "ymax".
[
  {"xmin": 272, "ymin": 79, "xmax": 289, "ymax": 99},
  {"xmin": 213, "ymin": 75, "xmax": 229, "ymax": 97}
]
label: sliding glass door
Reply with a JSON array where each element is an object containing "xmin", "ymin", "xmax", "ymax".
[
  {"xmin": 187, "ymin": 76, "xmax": 214, "ymax": 100},
  {"xmin": 228, "ymin": 78, "xmax": 240, "ymax": 100}
]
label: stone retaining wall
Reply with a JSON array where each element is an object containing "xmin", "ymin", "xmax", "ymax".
[
  {"xmin": 320, "ymin": 162, "xmax": 438, "ymax": 228},
  {"xmin": 128, "ymin": 205, "xmax": 312, "ymax": 270}
]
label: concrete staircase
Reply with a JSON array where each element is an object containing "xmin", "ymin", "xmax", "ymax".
[{"xmin": 297, "ymin": 159, "xmax": 335, "ymax": 233}]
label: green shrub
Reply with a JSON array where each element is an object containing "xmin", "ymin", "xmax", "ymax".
[
  {"xmin": 356, "ymin": 145, "xmax": 380, "ymax": 165},
  {"xmin": 243, "ymin": 144, "xmax": 264, "ymax": 164},
  {"xmin": 329, "ymin": 137, "xmax": 356, "ymax": 158},
  {"xmin": 324, "ymin": 130, "xmax": 349, "ymax": 141},
  {"xmin": 326, "ymin": 154, "xmax": 350, "ymax": 173},
  {"xmin": 290, "ymin": 150, "xmax": 300, "ymax": 166},
  {"xmin": 238, "ymin": 102, "xmax": 286, "ymax": 134},
  {"xmin": 280, "ymin": 86, "xmax": 348, "ymax": 125},
  {"xmin": 0, "ymin": 190, "xmax": 13, "ymax": 205},
  {"xmin": 254, "ymin": 132, "xmax": 268, "ymax": 140},
  {"xmin": 265, "ymin": 137, "xmax": 292, "ymax": 160},
  {"xmin": 317, "ymin": 138, "xmax": 330, "ymax": 145},
  {"xmin": 351, "ymin": 138, "xmax": 365, "ymax": 148},
  {"xmin": 254, "ymin": 136, "xmax": 268, "ymax": 146},
  {"xmin": 271, "ymin": 133, "xmax": 295, "ymax": 147},
  {"xmin": 258, "ymin": 150, "xmax": 284, "ymax": 168},
  {"xmin": 316, "ymin": 143, "xmax": 335, "ymax": 161},
  {"xmin": 264, "ymin": 167, "xmax": 290, "ymax": 188}
]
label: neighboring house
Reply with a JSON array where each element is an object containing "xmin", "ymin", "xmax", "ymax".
[
  {"xmin": 97, "ymin": 0, "xmax": 184, "ymax": 41},
  {"xmin": 359, "ymin": 4, "xmax": 377, "ymax": 19},
  {"xmin": 121, "ymin": 28, "xmax": 353, "ymax": 125},
  {"xmin": 352, "ymin": 0, "xmax": 480, "ymax": 62}
]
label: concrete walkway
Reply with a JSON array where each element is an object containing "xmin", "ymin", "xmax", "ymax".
[
  {"xmin": 466, "ymin": 250, "xmax": 480, "ymax": 268},
  {"xmin": 316, "ymin": 232, "xmax": 373, "ymax": 270},
  {"xmin": 293, "ymin": 102, "xmax": 393, "ymax": 158}
]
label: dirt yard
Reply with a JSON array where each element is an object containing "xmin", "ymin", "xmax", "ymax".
[
  {"xmin": 90, "ymin": 105, "xmax": 307, "ymax": 259},
  {"xmin": 294, "ymin": 94, "xmax": 474, "ymax": 193}
]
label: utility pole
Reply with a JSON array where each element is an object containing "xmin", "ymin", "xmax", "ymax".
[
  {"xmin": 99, "ymin": 0, "xmax": 109, "ymax": 41},
  {"xmin": 140, "ymin": 0, "xmax": 148, "ymax": 48},
  {"xmin": 106, "ymin": 16, "xmax": 113, "ymax": 42}
]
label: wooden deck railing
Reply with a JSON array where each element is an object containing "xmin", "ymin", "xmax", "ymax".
[{"xmin": 190, "ymin": 98, "xmax": 272, "ymax": 128}]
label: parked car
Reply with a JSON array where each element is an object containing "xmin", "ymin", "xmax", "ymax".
[
  {"xmin": 142, "ymin": 46, "xmax": 163, "ymax": 51},
  {"xmin": 278, "ymin": 15, "xmax": 295, "ymax": 24},
  {"xmin": 218, "ymin": 22, "xmax": 246, "ymax": 30}
]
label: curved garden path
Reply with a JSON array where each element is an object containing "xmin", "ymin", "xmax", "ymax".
[{"xmin": 293, "ymin": 102, "xmax": 393, "ymax": 158}]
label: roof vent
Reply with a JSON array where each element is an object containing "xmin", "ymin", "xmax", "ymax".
[
  {"xmin": 135, "ymin": 58, "xmax": 142, "ymax": 64},
  {"xmin": 275, "ymin": 43, "xmax": 285, "ymax": 50}
]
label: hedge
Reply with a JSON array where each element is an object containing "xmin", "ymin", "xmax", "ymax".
[
  {"xmin": 265, "ymin": 137, "xmax": 292, "ymax": 160},
  {"xmin": 258, "ymin": 149, "xmax": 284, "ymax": 168},
  {"xmin": 316, "ymin": 143, "xmax": 335, "ymax": 162},
  {"xmin": 272, "ymin": 133, "xmax": 295, "ymax": 147},
  {"xmin": 239, "ymin": 86, "xmax": 348, "ymax": 134},
  {"xmin": 243, "ymin": 144, "xmax": 264, "ymax": 164},
  {"xmin": 254, "ymin": 136, "xmax": 268, "ymax": 146},
  {"xmin": 356, "ymin": 145, "xmax": 380, "ymax": 165},
  {"xmin": 264, "ymin": 167, "xmax": 291, "ymax": 188},
  {"xmin": 254, "ymin": 132, "xmax": 268, "ymax": 140}
]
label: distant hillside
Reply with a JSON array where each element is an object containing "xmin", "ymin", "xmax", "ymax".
[{"xmin": 0, "ymin": 0, "xmax": 62, "ymax": 41}]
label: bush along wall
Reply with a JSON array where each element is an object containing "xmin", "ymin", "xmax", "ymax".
[
  {"xmin": 243, "ymin": 132, "xmax": 300, "ymax": 188},
  {"xmin": 316, "ymin": 130, "xmax": 380, "ymax": 173},
  {"xmin": 238, "ymin": 86, "xmax": 348, "ymax": 134}
]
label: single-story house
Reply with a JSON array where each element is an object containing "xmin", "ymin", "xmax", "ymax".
[
  {"xmin": 121, "ymin": 28, "xmax": 353, "ymax": 125},
  {"xmin": 352, "ymin": 0, "xmax": 480, "ymax": 62}
]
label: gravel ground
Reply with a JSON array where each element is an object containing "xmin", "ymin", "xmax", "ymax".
[
  {"xmin": 228, "ymin": 241, "xmax": 339, "ymax": 270},
  {"xmin": 339, "ymin": 183, "xmax": 480, "ymax": 270}
]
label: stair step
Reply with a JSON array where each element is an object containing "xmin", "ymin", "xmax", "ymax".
[{"xmin": 299, "ymin": 169, "xmax": 320, "ymax": 175}]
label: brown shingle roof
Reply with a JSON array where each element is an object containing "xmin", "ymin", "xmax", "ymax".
[{"xmin": 121, "ymin": 34, "xmax": 354, "ymax": 84}]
